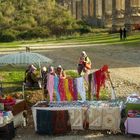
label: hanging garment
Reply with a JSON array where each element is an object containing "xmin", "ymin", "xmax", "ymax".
[
  {"xmin": 58, "ymin": 78, "xmax": 66, "ymax": 101},
  {"xmin": 94, "ymin": 65, "xmax": 108, "ymax": 100},
  {"xmin": 68, "ymin": 79, "xmax": 76, "ymax": 100},
  {"xmin": 76, "ymin": 77, "xmax": 86, "ymax": 101},
  {"xmin": 102, "ymin": 107, "xmax": 121, "ymax": 131},
  {"xmin": 88, "ymin": 106, "xmax": 102, "ymax": 130},
  {"xmin": 68, "ymin": 108, "xmax": 84, "ymax": 130},
  {"xmin": 54, "ymin": 76, "xmax": 61, "ymax": 101},
  {"xmin": 37, "ymin": 110, "xmax": 54, "ymax": 135},
  {"xmin": 91, "ymin": 72, "xmax": 96, "ymax": 96},
  {"xmin": 64, "ymin": 79, "xmax": 72, "ymax": 101},
  {"xmin": 88, "ymin": 73, "xmax": 92, "ymax": 100},
  {"xmin": 52, "ymin": 110, "xmax": 71, "ymax": 134},
  {"xmin": 47, "ymin": 74, "xmax": 54, "ymax": 102},
  {"xmin": 73, "ymin": 79, "xmax": 78, "ymax": 100}
]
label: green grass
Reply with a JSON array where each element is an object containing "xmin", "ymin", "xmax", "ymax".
[{"xmin": 0, "ymin": 32, "xmax": 140, "ymax": 49}]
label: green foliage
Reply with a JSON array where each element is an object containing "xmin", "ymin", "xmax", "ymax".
[
  {"xmin": 0, "ymin": 29, "xmax": 17, "ymax": 42},
  {"xmin": 0, "ymin": 0, "xmax": 84, "ymax": 41}
]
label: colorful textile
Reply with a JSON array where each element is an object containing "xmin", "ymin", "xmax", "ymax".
[
  {"xmin": 76, "ymin": 77, "xmax": 86, "ymax": 101},
  {"xmin": 37, "ymin": 110, "xmax": 53, "ymax": 134},
  {"xmin": 58, "ymin": 78, "xmax": 66, "ymax": 101},
  {"xmin": 88, "ymin": 107, "xmax": 102, "ymax": 129},
  {"xmin": 47, "ymin": 74, "xmax": 54, "ymax": 102},
  {"xmin": 64, "ymin": 79, "xmax": 72, "ymax": 101},
  {"xmin": 68, "ymin": 108, "xmax": 84, "ymax": 130},
  {"xmin": 94, "ymin": 65, "xmax": 108, "ymax": 100},
  {"xmin": 54, "ymin": 76, "xmax": 61, "ymax": 101},
  {"xmin": 52, "ymin": 110, "xmax": 71, "ymax": 134},
  {"xmin": 68, "ymin": 79, "xmax": 75, "ymax": 100},
  {"xmin": 73, "ymin": 79, "xmax": 78, "ymax": 100}
]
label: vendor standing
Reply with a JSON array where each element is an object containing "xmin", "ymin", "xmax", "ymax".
[{"xmin": 77, "ymin": 51, "xmax": 91, "ymax": 75}]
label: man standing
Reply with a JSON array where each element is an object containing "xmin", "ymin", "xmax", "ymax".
[
  {"xmin": 123, "ymin": 27, "xmax": 127, "ymax": 40},
  {"xmin": 119, "ymin": 28, "xmax": 123, "ymax": 40}
]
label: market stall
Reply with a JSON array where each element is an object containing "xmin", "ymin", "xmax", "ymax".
[
  {"xmin": 124, "ymin": 94, "xmax": 140, "ymax": 135},
  {"xmin": 32, "ymin": 100, "xmax": 123, "ymax": 135}
]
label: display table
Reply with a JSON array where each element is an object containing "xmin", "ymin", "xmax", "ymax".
[
  {"xmin": 125, "ymin": 118, "xmax": 140, "ymax": 135},
  {"xmin": 5, "ymin": 99, "xmax": 27, "ymax": 128},
  {"xmin": 32, "ymin": 101, "xmax": 122, "ymax": 134}
]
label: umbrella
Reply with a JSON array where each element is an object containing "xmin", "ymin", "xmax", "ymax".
[{"xmin": 0, "ymin": 52, "xmax": 53, "ymax": 67}]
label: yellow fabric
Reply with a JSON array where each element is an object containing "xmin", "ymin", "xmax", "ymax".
[{"xmin": 64, "ymin": 79, "xmax": 72, "ymax": 101}]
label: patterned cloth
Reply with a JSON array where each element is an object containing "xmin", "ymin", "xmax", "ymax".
[
  {"xmin": 102, "ymin": 107, "xmax": 121, "ymax": 131},
  {"xmin": 76, "ymin": 77, "xmax": 86, "ymax": 101},
  {"xmin": 47, "ymin": 74, "xmax": 54, "ymax": 102},
  {"xmin": 58, "ymin": 79, "xmax": 66, "ymax": 101},
  {"xmin": 64, "ymin": 79, "xmax": 72, "ymax": 101},
  {"xmin": 68, "ymin": 108, "xmax": 84, "ymax": 130},
  {"xmin": 54, "ymin": 76, "xmax": 61, "ymax": 101},
  {"xmin": 52, "ymin": 110, "xmax": 71, "ymax": 134},
  {"xmin": 73, "ymin": 79, "xmax": 78, "ymax": 100},
  {"xmin": 68, "ymin": 79, "xmax": 75, "ymax": 100},
  {"xmin": 88, "ymin": 107, "xmax": 102, "ymax": 129},
  {"xmin": 37, "ymin": 110, "xmax": 53, "ymax": 134}
]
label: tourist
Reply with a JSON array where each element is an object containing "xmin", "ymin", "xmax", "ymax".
[
  {"xmin": 123, "ymin": 27, "xmax": 127, "ymax": 40},
  {"xmin": 119, "ymin": 27, "xmax": 123, "ymax": 40},
  {"xmin": 56, "ymin": 65, "xmax": 66, "ymax": 79},
  {"xmin": 77, "ymin": 51, "xmax": 91, "ymax": 76}
]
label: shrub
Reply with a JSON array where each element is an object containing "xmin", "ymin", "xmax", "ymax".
[
  {"xmin": 17, "ymin": 27, "xmax": 50, "ymax": 39},
  {"xmin": 0, "ymin": 29, "xmax": 17, "ymax": 42}
]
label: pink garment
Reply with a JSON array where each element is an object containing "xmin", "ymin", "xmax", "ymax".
[
  {"xmin": 58, "ymin": 78, "xmax": 66, "ymax": 101},
  {"xmin": 47, "ymin": 74, "xmax": 54, "ymax": 102}
]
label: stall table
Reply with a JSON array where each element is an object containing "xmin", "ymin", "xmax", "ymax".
[{"xmin": 32, "ymin": 101, "xmax": 122, "ymax": 135}]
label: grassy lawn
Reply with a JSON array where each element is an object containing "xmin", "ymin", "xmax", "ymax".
[{"xmin": 0, "ymin": 32, "xmax": 140, "ymax": 49}]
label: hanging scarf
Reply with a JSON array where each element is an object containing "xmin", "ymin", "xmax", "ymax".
[
  {"xmin": 54, "ymin": 76, "xmax": 61, "ymax": 101},
  {"xmin": 73, "ymin": 79, "xmax": 78, "ymax": 101},
  {"xmin": 94, "ymin": 65, "xmax": 108, "ymax": 100},
  {"xmin": 76, "ymin": 77, "xmax": 86, "ymax": 101},
  {"xmin": 64, "ymin": 79, "xmax": 72, "ymax": 101},
  {"xmin": 47, "ymin": 74, "xmax": 54, "ymax": 102},
  {"xmin": 68, "ymin": 79, "xmax": 75, "ymax": 101},
  {"xmin": 58, "ymin": 78, "xmax": 66, "ymax": 101},
  {"xmin": 88, "ymin": 73, "xmax": 92, "ymax": 100}
]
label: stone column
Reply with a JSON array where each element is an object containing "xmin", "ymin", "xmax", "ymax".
[
  {"xmin": 102, "ymin": 0, "xmax": 106, "ymax": 27},
  {"xmin": 82, "ymin": 0, "xmax": 89, "ymax": 17},
  {"xmin": 76, "ymin": 1, "xmax": 82, "ymax": 19},
  {"xmin": 88, "ymin": 0, "xmax": 94, "ymax": 17},
  {"xmin": 71, "ymin": 0, "xmax": 77, "ymax": 19},
  {"xmin": 112, "ymin": 0, "xmax": 117, "ymax": 31},
  {"xmin": 125, "ymin": 0, "xmax": 132, "ymax": 31}
]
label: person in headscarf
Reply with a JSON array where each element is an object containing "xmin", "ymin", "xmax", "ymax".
[
  {"xmin": 56, "ymin": 65, "xmax": 66, "ymax": 79},
  {"xmin": 25, "ymin": 65, "xmax": 41, "ymax": 87},
  {"xmin": 77, "ymin": 51, "xmax": 91, "ymax": 75}
]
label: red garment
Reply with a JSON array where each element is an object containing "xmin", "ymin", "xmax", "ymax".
[
  {"xmin": 94, "ymin": 65, "xmax": 108, "ymax": 100},
  {"xmin": 58, "ymin": 78, "xmax": 66, "ymax": 101},
  {"xmin": 68, "ymin": 79, "xmax": 75, "ymax": 101}
]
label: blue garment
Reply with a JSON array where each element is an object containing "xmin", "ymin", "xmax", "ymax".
[{"xmin": 54, "ymin": 76, "xmax": 61, "ymax": 101}]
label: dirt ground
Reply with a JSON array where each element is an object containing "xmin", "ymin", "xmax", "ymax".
[{"xmin": 1, "ymin": 43, "xmax": 140, "ymax": 139}]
